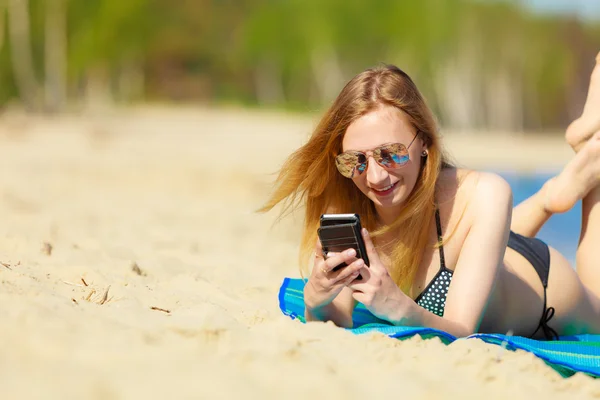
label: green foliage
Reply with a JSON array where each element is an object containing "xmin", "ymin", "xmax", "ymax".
[{"xmin": 1, "ymin": 0, "xmax": 599, "ymax": 129}]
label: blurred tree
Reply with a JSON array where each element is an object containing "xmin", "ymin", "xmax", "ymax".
[
  {"xmin": 67, "ymin": 0, "xmax": 151, "ymax": 105},
  {"xmin": 8, "ymin": 0, "xmax": 40, "ymax": 110},
  {"xmin": 0, "ymin": 0, "xmax": 598, "ymax": 131},
  {"xmin": 44, "ymin": 0, "xmax": 66, "ymax": 112}
]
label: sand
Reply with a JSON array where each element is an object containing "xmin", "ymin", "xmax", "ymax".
[{"xmin": 0, "ymin": 106, "xmax": 598, "ymax": 399}]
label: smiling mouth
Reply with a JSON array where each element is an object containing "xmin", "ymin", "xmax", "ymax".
[{"xmin": 371, "ymin": 181, "xmax": 398, "ymax": 195}]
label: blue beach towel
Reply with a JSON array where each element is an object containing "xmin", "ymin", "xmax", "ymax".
[{"xmin": 279, "ymin": 277, "xmax": 600, "ymax": 378}]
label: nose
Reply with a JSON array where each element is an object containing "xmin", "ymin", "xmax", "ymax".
[{"xmin": 365, "ymin": 155, "xmax": 389, "ymax": 185}]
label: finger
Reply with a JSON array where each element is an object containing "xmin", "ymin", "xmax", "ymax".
[
  {"xmin": 339, "ymin": 270, "xmax": 361, "ymax": 286},
  {"xmin": 326, "ymin": 252, "xmax": 357, "ymax": 271},
  {"xmin": 313, "ymin": 254, "xmax": 331, "ymax": 279},
  {"xmin": 347, "ymin": 267, "xmax": 370, "ymax": 290},
  {"xmin": 361, "ymin": 228, "xmax": 381, "ymax": 266},
  {"xmin": 324, "ymin": 248, "xmax": 357, "ymax": 272},
  {"xmin": 315, "ymin": 237, "xmax": 323, "ymax": 257},
  {"xmin": 331, "ymin": 258, "xmax": 364, "ymax": 283}
]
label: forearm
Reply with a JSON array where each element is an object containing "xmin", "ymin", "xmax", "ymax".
[
  {"xmin": 305, "ymin": 303, "xmax": 352, "ymax": 328},
  {"xmin": 390, "ymin": 301, "xmax": 474, "ymax": 338}
]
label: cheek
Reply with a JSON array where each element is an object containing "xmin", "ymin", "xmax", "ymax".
[
  {"xmin": 392, "ymin": 160, "xmax": 421, "ymax": 188},
  {"xmin": 351, "ymin": 176, "xmax": 369, "ymax": 194},
  {"xmin": 404, "ymin": 160, "xmax": 424, "ymax": 189}
]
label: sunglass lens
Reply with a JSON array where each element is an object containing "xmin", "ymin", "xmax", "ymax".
[
  {"xmin": 378, "ymin": 144, "xmax": 408, "ymax": 167},
  {"xmin": 335, "ymin": 152, "xmax": 360, "ymax": 178}
]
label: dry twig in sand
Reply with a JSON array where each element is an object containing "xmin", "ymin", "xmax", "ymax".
[
  {"xmin": 85, "ymin": 289, "xmax": 96, "ymax": 301},
  {"xmin": 81, "ymin": 278, "xmax": 88, "ymax": 286},
  {"xmin": 97, "ymin": 285, "xmax": 111, "ymax": 305},
  {"xmin": 83, "ymin": 286, "xmax": 112, "ymax": 305},
  {"xmin": 61, "ymin": 280, "xmax": 86, "ymax": 287},
  {"xmin": 1, "ymin": 261, "xmax": 20, "ymax": 270},
  {"xmin": 150, "ymin": 306, "xmax": 171, "ymax": 314}
]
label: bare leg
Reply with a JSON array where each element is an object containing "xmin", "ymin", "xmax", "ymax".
[
  {"xmin": 510, "ymin": 179, "xmax": 554, "ymax": 237},
  {"xmin": 544, "ymin": 133, "xmax": 600, "ymax": 214},
  {"xmin": 511, "ymin": 51, "xmax": 600, "ymax": 237},
  {"xmin": 566, "ymin": 52, "xmax": 600, "ymax": 152},
  {"xmin": 512, "ymin": 132, "xmax": 600, "ymax": 237},
  {"xmin": 542, "ymin": 133, "xmax": 600, "ymax": 297},
  {"xmin": 545, "ymin": 183, "xmax": 600, "ymax": 336},
  {"xmin": 518, "ymin": 52, "xmax": 600, "ymax": 335},
  {"xmin": 576, "ymin": 185, "xmax": 600, "ymax": 295}
]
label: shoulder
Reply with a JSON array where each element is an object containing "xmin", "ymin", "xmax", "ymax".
[
  {"xmin": 438, "ymin": 168, "xmax": 513, "ymax": 221},
  {"xmin": 458, "ymin": 170, "xmax": 513, "ymax": 222},
  {"xmin": 469, "ymin": 170, "xmax": 513, "ymax": 209},
  {"xmin": 439, "ymin": 167, "xmax": 511, "ymax": 198}
]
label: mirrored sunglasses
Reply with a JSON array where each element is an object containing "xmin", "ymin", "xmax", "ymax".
[{"xmin": 334, "ymin": 133, "xmax": 420, "ymax": 179}]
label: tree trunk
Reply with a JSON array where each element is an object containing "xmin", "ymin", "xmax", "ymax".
[
  {"xmin": 485, "ymin": 66, "xmax": 523, "ymax": 132},
  {"xmin": 432, "ymin": 52, "xmax": 483, "ymax": 132},
  {"xmin": 8, "ymin": 0, "xmax": 39, "ymax": 111},
  {"xmin": 309, "ymin": 44, "xmax": 344, "ymax": 105},
  {"xmin": 83, "ymin": 65, "xmax": 113, "ymax": 111},
  {"xmin": 254, "ymin": 56, "xmax": 285, "ymax": 106},
  {"xmin": 0, "ymin": 2, "xmax": 6, "ymax": 53},
  {"xmin": 44, "ymin": 0, "xmax": 67, "ymax": 112},
  {"xmin": 116, "ymin": 58, "xmax": 145, "ymax": 102}
]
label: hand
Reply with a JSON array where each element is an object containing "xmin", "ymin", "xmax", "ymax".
[
  {"xmin": 348, "ymin": 229, "xmax": 413, "ymax": 323},
  {"xmin": 304, "ymin": 238, "xmax": 365, "ymax": 311}
]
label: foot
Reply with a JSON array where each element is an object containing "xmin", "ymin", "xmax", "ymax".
[
  {"xmin": 545, "ymin": 132, "xmax": 600, "ymax": 213},
  {"xmin": 566, "ymin": 52, "xmax": 600, "ymax": 152}
]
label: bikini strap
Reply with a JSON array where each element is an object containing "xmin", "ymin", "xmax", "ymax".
[
  {"xmin": 435, "ymin": 208, "xmax": 447, "ymax": 271},
  {"xmin": 531, "ymin": 290, "xmax": 559, "ymax": 340}
]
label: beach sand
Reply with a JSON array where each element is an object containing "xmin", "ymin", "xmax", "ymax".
[{"xmin": 0, "ymin": 106, "xmax": 597, "ymax": 399}]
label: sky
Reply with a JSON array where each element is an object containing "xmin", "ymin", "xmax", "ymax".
[{"xmin": 521, "ymin": 0, "xmax": 600, "ymax": 21}]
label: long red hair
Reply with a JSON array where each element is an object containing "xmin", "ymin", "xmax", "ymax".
[{"xmin": 259, "ymin": 64, "xmax": 452, "ymax": 294}]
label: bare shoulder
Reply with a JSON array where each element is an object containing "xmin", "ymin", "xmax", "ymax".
[
  {"xmin": 468, "ymin": 170, "xmax": 513, "ymax": 211},
  {"xmin": 459, "ymin": 171, "xmax": 513, "ymax": 214},
  {"xmin": 438, "ymin": 168, "xmax": 513, "ymax": 221}
]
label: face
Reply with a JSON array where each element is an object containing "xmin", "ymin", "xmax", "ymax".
[{"xmin": 341, "ymin": 105, "xmax": 425, "ymax": 218}]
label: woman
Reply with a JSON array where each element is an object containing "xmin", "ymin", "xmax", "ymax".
[{"xmin": 261, "ymin": 53, "xmax": 600, "ymax": 340}]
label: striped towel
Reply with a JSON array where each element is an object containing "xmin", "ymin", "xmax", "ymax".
[{"xmin": 279, "ymin": 277, "xmax": 600, "ymax": 378}]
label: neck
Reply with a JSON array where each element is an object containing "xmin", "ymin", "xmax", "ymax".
[{"xmin": 374, "ymin": 203, "xmax": 403, "ymax": 226}]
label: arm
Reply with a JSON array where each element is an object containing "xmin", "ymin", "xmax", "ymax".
[
  {"xmin": 304, "ymin": 240, "xmax": 363, "ymax": 328},
  {"xmin": 305, "ymin": 286, "xmax": 356, "ymax": 328},
  {"xmin": 394, "ymin": 172, "xmax": 513, "ymax": 336},
  {"xmin": 304, "ymin": 206, "xmax": 362, "ymax": 328},
  {"xmin": 349, "ymin": 172, "xmax": 513, "ymax": 337}
]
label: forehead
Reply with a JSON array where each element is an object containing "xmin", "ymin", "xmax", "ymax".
[{"xmin": 342, "ymin": 106, "xmax": 415, "ymax": 151}]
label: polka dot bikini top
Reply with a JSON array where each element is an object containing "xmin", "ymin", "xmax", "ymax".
[{"xmin": 414, "ymin": 209, "xmax": 453, "ymax": 317}]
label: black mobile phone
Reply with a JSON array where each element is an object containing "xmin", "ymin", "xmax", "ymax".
[{"xmin": 317, "ymin": 213, "xmax": 370, "ymax": 274}]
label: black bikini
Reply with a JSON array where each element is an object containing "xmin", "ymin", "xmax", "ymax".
[{"xmin": 415, "ymin": 209, "xmax": 558, "ymax": 340}]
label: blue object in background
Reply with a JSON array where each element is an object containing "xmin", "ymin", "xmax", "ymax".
[{"xmin": 497, "ymin": 171, "xmax": 580, "ymax": 266}]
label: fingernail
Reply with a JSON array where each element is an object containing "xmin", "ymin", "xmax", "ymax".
[
  {"xmin": 362, "ymin": 228, "xmax": 369, "ymax": 236},
  {"xmin": 346, "ymin": 249, "xmax": 356, "ymax": 257},
  {"xmin": 356, "ymin": 259, "xmax": 364, "ymax": 266}
]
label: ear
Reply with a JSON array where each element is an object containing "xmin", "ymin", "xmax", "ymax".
[{"xmin": 419, "ymin": 132, "xmax": 429, "ymax": 156}]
